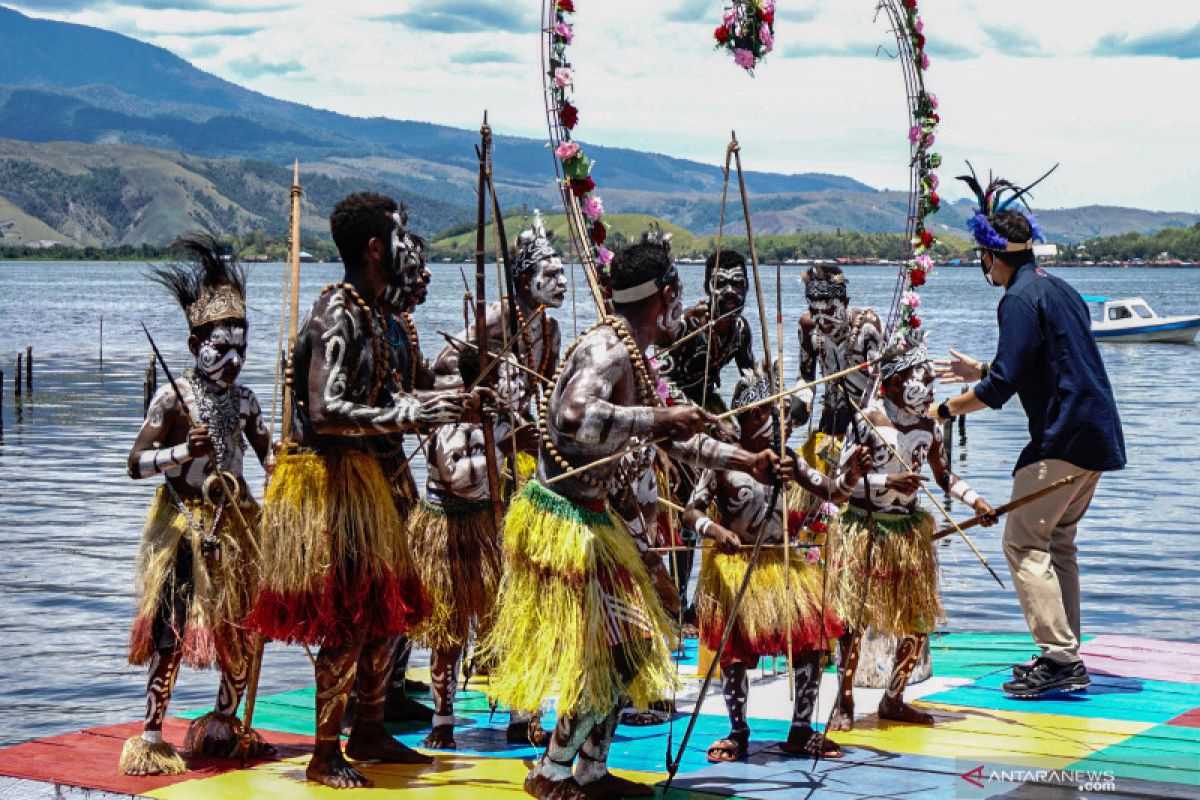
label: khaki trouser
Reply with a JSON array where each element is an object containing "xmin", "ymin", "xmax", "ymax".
[{"xmin": 1002, "ymin": 459, "xmax": 1102, "ymax": 665}]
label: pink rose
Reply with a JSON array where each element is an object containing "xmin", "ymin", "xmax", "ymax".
[
  {"xmin": 760, "ymin": 22, "xmax": 773, "ymax": 53},
  {"xmin": 723, "ymin": 8, "xmax": 737, "ymax": 28},
  {"xmin": 806, "ymin": 547, "xmax": 821, "ymax": 564},
  {"xmin": 656, "ymin": 378, "xmax": 670, "ymax": 402},
  {"xmin": 914, "ymin": 253, "xmax": 933, "ymax": 271},
  {"xmin": 927, "ymin": 172, "xmax": 939, "ymax": 191},
  {"xmin": 920, "ymin": 51, "xmax": 930, "ymax": 70},
  {"xmin": 927, "ymin": 91, "xmax": 939, "ymax": 109},
  {"xmin": 820, "ymin": 501, "xmax": 839, "ymax": 516},
  {"xmin": 555, "ymin": 22, "xmax": 574, "ymax": 44},
  {"xmin": 581, "ymin": 195, "xmax": 604, "ymax": 220},
  {"xmin": 916, "ymin": 17, "xmax": 924, "ymax": 34},
  {"xmin": 554, "ymin": 66, "xmax": 573, "ymax": 87},
  {"xmin": 596, "ymin": 246, "xmax": 613, "ymax": 266},
  {"xmin": 902, "ymin": 290, "xmax": 921, "ymax": 310},
  {"xmin": 908, "ymin": 124, "xmax": 921, "ymax": 144},
  {"xmin": 922, "ymin": 132, "xmax": 936, "ymax": 149},
  {"xmin": 734, "ymin": 48, "xmax": 755, "ymax": 69},
  {"xmin": 555, "ymin": 141, "xmax": 580, "ymax": 160}
]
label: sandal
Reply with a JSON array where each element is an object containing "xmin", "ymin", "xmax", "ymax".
[
  {"xmin": 706, "ymin": 733, "xmax": 749, "ymax": 763},
  {"xmin": 618, "ymin": 708, "xmax": 667, "ymax": 727},
  {"xmin": 779, "ymin": 727, "xmax": 843, "ymax": 759}
]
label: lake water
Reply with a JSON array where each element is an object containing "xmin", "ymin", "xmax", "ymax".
[{"xmin": 0, "ymin": 260, "xmax": 1197, "ymax": 747}]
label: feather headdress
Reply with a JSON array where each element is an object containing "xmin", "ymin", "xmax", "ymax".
[
  {"xmin": 957, "ymin": 162, "xmax": 1056, "ymax": 252},
  {"xmin": 801, "ymin": 264, "xmax": 848, "ymax": 301},
  {"xmin": 151, "ymin": 233, "xmax": 247, "ymax": 330},
  {"xmin": 513, "ymin": 210, "xmax": 558, "ymax": 279}
]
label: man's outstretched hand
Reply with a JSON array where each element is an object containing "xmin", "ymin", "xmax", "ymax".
[{"xmin": 933, "ymin": 349, "xmax": 983, "ymax": 384}]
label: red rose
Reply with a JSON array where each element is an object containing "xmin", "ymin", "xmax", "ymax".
[
  {"xmin": 909, "ymin": 267, "xmax": 927, "ymax": 287},
  {"xmin": 915, "ymin": 32, "xmax": 926, "ymax": 49},
  {"xmin": 559, "ymin": 102, "xmax": 578, "ymax": 130},
  {"xmin": 557, "ymin": 0, "xmax": 575, "ymax": 12},
  {"xmin": 569, "ymin": 176, "xmax": 595, "ymax": 197},
  {"xmin": 903, "ymin": 0, "xmax": 917, "ymax": 8},
  {"xmin": 928, "ymin": 112, "xmax": 940, "ymax": 124},
  {"xmin": 910, "ymin": 315, "xmax": 923, "ymax": 328},
  {"xmin": 929, "ymin": 191, "xmax": 940, "ymax": 206},
  {"xmin": 762, "ymin": 10, "xmax": 774, "ymax": 24},
  {"xmin": 920, "ymin": 229, "xmax": 934, "ymax": 248},
  {"xmin": 714, "ymin": 25, "xmax": 729, "ymax": 44},
  {"xmin": 591, "ymin": 219, "xmax": 607, "ymax": 245},
  {"xmin": 809, "ymin": 519, "xmax": 828, "ymax": 534}
]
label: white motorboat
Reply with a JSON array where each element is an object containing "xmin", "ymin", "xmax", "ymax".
[{"xmin": 1087, "ymin": 296, "xmax": 1200, "ymax": 343}]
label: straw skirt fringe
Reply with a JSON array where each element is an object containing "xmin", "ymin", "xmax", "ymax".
[{"xmin": 482, "ymin": 481, "xmax": 677, "ymax": 718}]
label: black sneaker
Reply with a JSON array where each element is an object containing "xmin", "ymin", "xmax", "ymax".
[
  {"xmin": 1011, "ymin": 654, "xmax": 1040, "ymax": 679},
  {"xmin": 1002, "ymin": 657, "xmax": 1090, "ymax": 698}
]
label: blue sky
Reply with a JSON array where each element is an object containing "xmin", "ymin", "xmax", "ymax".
[{"xmin": 8, "ymin": 0, "xmax": 1199, "ymax": 212}]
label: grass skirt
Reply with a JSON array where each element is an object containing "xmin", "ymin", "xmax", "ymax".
[
  {"xmin": 127, "ymin": 486, "xmax": 260, "ymax": 670},
  {"xmin": 828, "ymin": 505, "xmax": 942, "ymax": 636},
  {"xmin": 697, "ymin": 546, "xmax": 843, "ymax": 665},
  {"xmin": 247, "ymin": 447, "xmax": 427, "ymax": 646},
  {"xmin": 409, "ymin": 499, "xmax": 501, "ymax": 651},
  {"xmin": 481, "ymin": 481, "xmax": 677, "ymax": 718}
]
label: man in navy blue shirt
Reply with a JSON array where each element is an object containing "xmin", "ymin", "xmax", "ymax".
[{"xmin": 929, "ymin": 186, "xmax": 1125, "ymax": 699}]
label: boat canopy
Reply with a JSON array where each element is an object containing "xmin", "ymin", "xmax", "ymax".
[{"xmin": 1081, "ymin": 295, "xmax": 1109, "ymax": 303}]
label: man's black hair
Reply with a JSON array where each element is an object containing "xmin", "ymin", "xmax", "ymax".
[
  {"xmin": 704, "ymin": 250, "xmax": 747, "ymax": 288},
  {"xmin": 610, "ymin": 242, "xmax": 674, "ymax": 293},
  {"xmin": 330, "ymin": 192, "xmax": 399, "ymax": 270},
  {"xmin": 991, "ymin": 210, "xmax": 1036, "ymax": 267}
]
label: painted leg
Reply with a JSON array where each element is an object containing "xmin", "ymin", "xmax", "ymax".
[
  {"xmin": 706, "ymin": 661, "xmax": 750, "ymax": 763},
  {"xmin": 878, "ymin": 634, "xmax": 934, "ymax": 725},
  {"xmin": 781, "ymin": 650, "xmax": 842, "ymax": 758},
  {"xmin": 183, "ymin": 642, "xmax": 268, "ymax": 759},
  {"xmin": 524, "ymin": 710, "xmax": 601, "ymax": 800},
  {"xmin": 423, "ymin": 647, "xmax": 460, "ymax": 749},
  {"xmin": 384, "ymin": 635, "xmax": 434, "ymax": 722},
  {"xmin": 306, "ymin": 639, "xmax": 371, "ymax": 789},
  {"xmin": 829, "ymin": 632, "xmax": 861, "ymax": 732},
  {"xmin": 346, "ymin": 637, "xmax": 433, "ymax": 765},
  {"xmin": 576, "ymin": 707, "xmax": 654, "ymax": 798},
  {"xmin": 119, "ymin": 647, "xmax": 186, "ymax": 776}
]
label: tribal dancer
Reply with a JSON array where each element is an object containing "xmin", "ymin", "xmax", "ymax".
[
  {"xmin": 485, "ymin": 234, "xmax": 785, "ymax": 800},
  {"xmin": 658, "ymin": 250, "xmax": 755, "ymax": 412},
  {"xmin": 827, "ymin": 333, "xmax": 996, "ymax": 731},
  {"xmin": 248, "ymin": 192, "xmax": 472, "ymax": 789},
  {"xmin": 375, "ymin": 226, "xmax": 439, "ymax": 724},
  {"xmin": 688, "ymin": 366, "xmax": 868, "ymax": 763},
  {"xmin": 436, "ymin": 212, "xmax": 566, "ymax": 403},
  {"xmin": 121, "ymin": 235, "xmax": 270, "ymax": 775},
  {"xmin": 789, "ymin": 266, "xmax": 884, "ymax": 439},
  {"xmin": 411, "ymin": 347, "xmax": 539, "ymax": 749}
]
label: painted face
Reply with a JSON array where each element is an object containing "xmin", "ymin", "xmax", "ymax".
[
  {"xmin": 195, "ymin": 322, "xmax": 246, "ymax": 387},
  {"xmin": 529, "ymin": 256, "xmax": 568, "ymax": 309},
  {"xmin": 656, "ymin": 279, "xmax": 686, "ymax": 344},
  {"xmin": 493, "ymin": 356, "xmax": 528, "ymax": 409},
  {"xmin": 738, "ymin": 405, "xmax": 774, "ymax": 448},
  {"xmin": 896, "ymin": 362, "xmax": 935, "ymax": 414},
  {"xmin": 809, "ymin": 297, "xmax": 848, "ymax": 333},
  {"xmin": 710, "ymin": 265, "xmax": 748, "ymax": 314},
  {"xmin": 381, "ymin": 214, "xmax": 429, "ymax": 310}
]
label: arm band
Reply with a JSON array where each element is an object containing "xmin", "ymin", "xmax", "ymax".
[
  {"xmin": 133, "ymin": 442, "xmax": 192, "ymax": 478},
  {"xmin": 694, "ymin": 517, "xmax": 713, "ymax": 538},
  {"xmin": 949, "ymin": 477, "xmax": 978, "ymax": 505}
]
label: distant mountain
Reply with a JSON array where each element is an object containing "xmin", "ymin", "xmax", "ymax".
[{"xmin": 0, "ymin": 4, "xmax": 1195, "ymax": 247}]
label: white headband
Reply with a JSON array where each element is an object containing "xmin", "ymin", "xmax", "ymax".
[{"xmin": 611, "ymin": 279, "xmax": 662, "ymax": 304}]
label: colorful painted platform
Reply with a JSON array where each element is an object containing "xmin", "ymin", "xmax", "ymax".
[{"xmin": 1, "ymin": 633, "xmax": 1197, "ymax": 798}]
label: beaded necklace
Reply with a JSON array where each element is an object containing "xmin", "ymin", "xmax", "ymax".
[
  {"xmin": 515, "ymin": 302, "xmax": 552, "ymax": 379},
  {"xmin": 538, "ymin": 316, "xmax": 660, "ymax": 490}
]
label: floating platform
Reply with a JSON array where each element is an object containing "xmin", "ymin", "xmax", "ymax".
[{"xmin": 1, "ymin": 633, "xmax": 1197, "ymax": 798}]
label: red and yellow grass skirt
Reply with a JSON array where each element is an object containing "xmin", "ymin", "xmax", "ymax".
[
  {"xmin": 247, "ymin": 447, "xmax": 427, "ymax": 646},
  {"xmin": 127, "ymin": 486, "xmax": 260, "ymax": 670}
]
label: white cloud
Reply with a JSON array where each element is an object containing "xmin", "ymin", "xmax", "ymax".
[{"xmin": 16, "ymin": 0, "xmax": 1200, "ymax": 211}]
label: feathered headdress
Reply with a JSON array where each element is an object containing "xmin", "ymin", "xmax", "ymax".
[
  {"xmin": 641, "ymin": 223, "xmax": 674, "ymax": 257},
  {"xmin": 731, "ymin": 362, "xmax": 775, "ymax": 412},
  {"xmin": 512, "ymin": 210, "xmax": 558, "ymax": 279},
  {"xmin": 957, "ymin": 162, "xmax": 1057, "ymax": 252},
  {"xmin": 801, "ymin": 264, "xmax": 848, "ymax": 302},
  {"xmin": 151, "ymin": 233, "xmax": 247, "ymax": 330}
]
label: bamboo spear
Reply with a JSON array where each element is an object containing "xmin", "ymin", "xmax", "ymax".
[
  {"xmin": 475, "ymin": 113, "xmax": 505, "ymax": 522},
  {"xmin": 931, "ymin": 474, "xmax": 1079, "ymax": 542}
]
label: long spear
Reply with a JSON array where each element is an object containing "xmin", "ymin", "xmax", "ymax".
[
  {"xmin": 475, "ymin": 113, "xmax": 505, "ymax": 522},
  {"xmin": 931, "ymin": 474, "xmax": 1079, "ymax": 542}
]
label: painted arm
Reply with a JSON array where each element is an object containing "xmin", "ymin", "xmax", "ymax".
[
  {"xmin": 553, "ymin": 332, "xmax": 654, "ymax": 444},
  {"xmin": 928, "ymin": 421, "xmax": 995, "ymax": 519},
  {"xmin": 241, "ymin": 387, "xmax": 272, "ymax": 466},
  {"xmin": 127, "ymin": 385, "xmax": 202, "ymax": 479},
  {"xmin": 433, "ymin": 300, "xmax": 504, "ymax": 390},
  {"xmin": 733, "ymin": 317, "xmax": 755, "ymax": 373}
]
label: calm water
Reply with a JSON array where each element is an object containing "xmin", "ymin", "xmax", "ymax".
[{"xmin": 0, "ymin": 260, "xmax": 1197, "ymax": 746}]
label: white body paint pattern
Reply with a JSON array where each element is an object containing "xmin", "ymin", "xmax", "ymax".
[
  {"xmin": 689, "ymin": 468, "xmax": 786, "ymax": 544},
  {"xmin": 841, "ymin": 397, "xmax": 935, "ymax": 514},
  {"xmin": 797, "ymin": 306, "xmax": 883, "ymax": 414}
]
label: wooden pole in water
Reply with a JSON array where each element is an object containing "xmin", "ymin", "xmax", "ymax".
[
  {"xmin": 15, "ymin": 353, "xmax": 21, "ymax": 403},
  {"xmin": 25, "ymin": 346, "xmax": 31, "ymax": 393},
  {"xmin": 958, "ymin": 386, "xmax": 967, "ymax": 439},
  {"xmin": 0, "ymin": 370, "xmax": 5, "ymax": 438},
  {"xmin": 99, "ymin": 315, "xmax": 104, "ymax": 367}
]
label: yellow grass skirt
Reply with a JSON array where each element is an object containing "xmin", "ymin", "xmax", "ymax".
[
  {"xmin": 247, "ymin": 447, "xmax": 427, "ymax": 646},
  {"xmin": 127, "ymin": 486, "xmax": 260, "ymax": 670},
  {"xmin": 482, "ymin": 481, "xmax": 677, "ymax": 718},
  {"xmin": 409, "ymin": 498, "xmax": 501, "ymax": 652},
  {"xmin": 828, "ymin": 504, "xmax": 942, "ymax": 636}
]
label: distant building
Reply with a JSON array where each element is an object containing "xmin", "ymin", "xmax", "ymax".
[{"xmin": 1033, "ymin": 243, "xmax": 1058, "ymax": 258}]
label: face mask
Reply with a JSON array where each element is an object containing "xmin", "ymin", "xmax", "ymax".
[
  {"xmin": 530, "ymin": 256, "xmax": 567, "ymax": 309},
  {"xmin": 196, "ymin": 324, "xmax": 246, "ymax": 387},
  {"xmin": 980, "ymin": 252, "xmax": 1000, "ymax": 287}
]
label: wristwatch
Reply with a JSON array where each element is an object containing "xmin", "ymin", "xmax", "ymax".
[{"xmin": 936, "ymin": 400, "xmax": 954, "ymax": 421}]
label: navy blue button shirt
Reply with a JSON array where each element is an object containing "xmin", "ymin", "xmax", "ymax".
[{"xmin": 973, "ymin": 262, "xmax": 1126, "ymax": 474}]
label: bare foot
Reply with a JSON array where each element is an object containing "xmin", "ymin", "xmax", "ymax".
[
  {"xmin": 579, "ymin": 772, "xmax": 656, "ymax": 798},
  {"xmin": 507, "ymin": 719, "xmax": 550, "ymax": 747},
  {"xmin": 422, "ymin": 724, "xmax": 456, "ymax": 750},
  {"xmin": 524, "ymin": 771, "xmax": 589, "ymax": 800},
  {"xmin": 878, "ymin": 696, "xmax": 935, "ymax": 726},
  {"xmin": 306, "ymin": 750, "xmax": 372, "ymax": 789},
  {"xmin": 828, "ymin": 702, "xmax": 855, "ymax": 732},
  {"xmin": 345, "ymin": 726, "xmax": 434, "ymax": 764}
]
